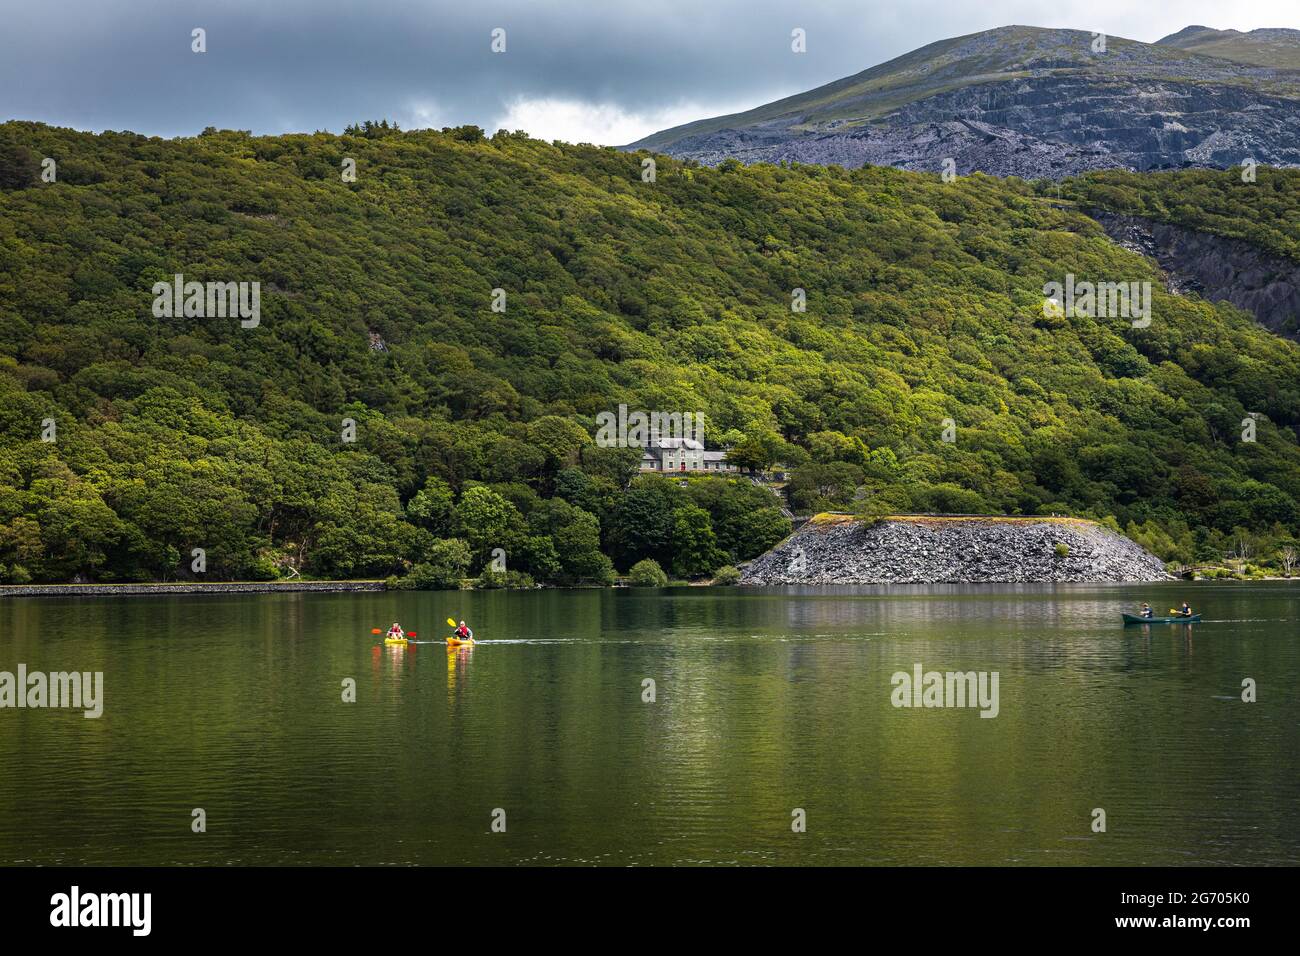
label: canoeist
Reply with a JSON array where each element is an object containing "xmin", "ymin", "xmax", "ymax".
[
  {"xmin": 1177, "ymin": 602, "xmax": 1193, "ymax": 618},
  {"xmin": 1139, "ymin": 603, "xmax": 1153, "ymax": 619}
]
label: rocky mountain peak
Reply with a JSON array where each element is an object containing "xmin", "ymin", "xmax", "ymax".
[{"xmin": 629, "ymin": 24, "xmax": 1300, "ymax": 180}]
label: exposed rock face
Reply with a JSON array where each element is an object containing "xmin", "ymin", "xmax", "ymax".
[
  {"xmin": 632, "ymin": 26, "xmax": 1300, "ymax": 179},
  {"xmin": 740, "ymin": 516, "xmax": 1170, "ymax": 585},
  {"xmin": 1092, "ymin": 211, "xmax": 1300, "ymax": 339},
  {"xmin": 657, "ymin": 110, "xmax": 1127, "ymax": 180},
  {"xmin": 654, "ymin": 77, "xmax": 1300, "ymax": 179}
]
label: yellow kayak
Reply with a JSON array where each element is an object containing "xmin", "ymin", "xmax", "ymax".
[
  {"xmin": 384, "ymin": 636, "xmax": 409, "ymax": 646},
  {"xmin": 446, "ymin": 635, "xmax": 474, "ymax": 647}
]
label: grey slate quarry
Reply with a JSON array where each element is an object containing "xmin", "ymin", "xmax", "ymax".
[
  {"xmin": 740, "ymin": 518, "xmax": 1170, "ymax": 585},
  {"xmin": 1090, "ymin": 211, "xmax": 1300, "ymax": 339},
  {"xmin": 633, "ymin": 27, "xmax": 1300, "ymax": 180}
]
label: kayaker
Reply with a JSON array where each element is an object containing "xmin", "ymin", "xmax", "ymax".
[
  {"xmin": 453, "ymin": 621, "xmax": 473, "ymax": 641},
  {"xmin": 1140, "ymin": 603, "xmax": 1153, "ymax": 619},
  {"xmin": 1177, "ymin": 602, "xmax": 1193, "ymax": 618},
  {"xmin": 387, "ymin": 622, "xmax": 405, "ymax": 640}
]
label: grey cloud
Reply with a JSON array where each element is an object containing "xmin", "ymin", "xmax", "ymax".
[{"xmin": 1, "ymin": 1, "xmax": 1291, "ymax": 142}]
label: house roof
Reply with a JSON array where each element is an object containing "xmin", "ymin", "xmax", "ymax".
[{"xmin": 650, "ymin": 437, "xmax": 703, "ymax": 450}]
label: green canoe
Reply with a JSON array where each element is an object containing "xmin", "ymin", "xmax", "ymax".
[{"xmin": 1122, "ymin": 613, "xmax": 1201, "ymax": 624}]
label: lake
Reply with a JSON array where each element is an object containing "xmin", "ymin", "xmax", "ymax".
[{"xmin": 2, "ymin": 582, "xmax": 1297, "ymax": 866}]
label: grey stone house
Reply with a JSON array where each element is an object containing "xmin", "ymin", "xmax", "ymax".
[{"xmin": 638, "ymin": 437, "xmax": 736, "ymax": 473}]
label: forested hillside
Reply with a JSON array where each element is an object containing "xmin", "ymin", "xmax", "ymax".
[
  {"xmin": 2, "ymin": 120, "xmax": 1299, "ymax": 583},
  {"xmin": 1063, "ymin": 167, "xmax": 1300, "ymax": 261}
]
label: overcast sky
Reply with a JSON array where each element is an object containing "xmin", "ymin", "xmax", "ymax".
[{"xmin": 3, "ymin": 1, "xmax": 1298, "ymax": 145}]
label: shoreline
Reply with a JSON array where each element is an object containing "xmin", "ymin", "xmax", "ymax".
[
  {"xmin": 0, "ymin": 580, "xmax": 387, "ymax": 598},
  {"xmin": 3, "ymin": 567, "xmax": 1293, "ymax": 599}
]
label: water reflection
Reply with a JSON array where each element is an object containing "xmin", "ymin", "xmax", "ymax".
[{"xmin": 0, "ymin": 583, "xmax": 1296, "ymax": 865}]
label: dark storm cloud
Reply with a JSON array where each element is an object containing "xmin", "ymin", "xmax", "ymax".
[
  {"xmin": 2, "ymin": 1, "xmax": 1294, "ymax": 142},
  {"xmin": 1, "ymin": 0, "xmax": 850, "ymax": 137}
]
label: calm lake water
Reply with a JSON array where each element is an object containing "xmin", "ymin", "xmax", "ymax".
[{"xmin": 2, "ymin": 583, "xmax": 1297, "ymax": 866}]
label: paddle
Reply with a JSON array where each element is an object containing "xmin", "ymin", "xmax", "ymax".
[{"xmin": 372, "ymin": 627, "xmax": 416, "ymax": 637}]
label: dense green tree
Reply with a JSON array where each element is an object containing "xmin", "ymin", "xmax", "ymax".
[
  {"xmin": 578, "ymin": 447, "xmax": 642, "ymax": 489},
  {"xmin": 808, "ymin": 430, "xmax": 868, "ymax": 465},
  {"xmin": 526, "ymin": 415, "xmax": 593, "ymax": 472},
  {"xmin": 607, "ymin": 480, "xmax": 678, "ymax": 570},
  {"xmin": 406, "ymin": 477, "xmax": 456, "ymax": 535},
  {"xmin": 399, "ymin": 538, "xmax": 471, "ymax": 590},
  {"xmin": 788, "ymin": 462, "xmax": 864, "ymax": 513},
  {"xmin": 454, "ymin": 485, "xmax": 523, "ymax": 569},
  {"xmin": 308, "ymin": 483, "xmax": 416, "ymax": 578},
  {"xmin": 0, "ymin": 133, "xmax": 40, "ymax": 190},
  {"xmin": 670, "ymin": 503, "xmax": 727, "ymax": 579},
  {"xmin": 712, "ymin": 565, "xmax": 741, "ymax": 585},
  {"xmin": 534, "ymin": 499, "xmax": 613, "ymax": 583},
  {"xmin": 2, "ymin": 120, "xmax": 1300, "ymax": 580},
  {"xmin": 628, "ymin": 558, "xmax": 668, "ymax": 587},
  {"xmin": 683, "ymin": 477, "xmax": 790, "ymax": 560}
]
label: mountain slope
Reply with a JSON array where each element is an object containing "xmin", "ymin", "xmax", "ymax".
[
  {"xmin": 629, "ymin": 25, "xmax": 1300, "ymax": 178},
  {"xmin": 1157, "ymin": 25, "xmax": 1300, "ymax": 68},
  {"xmin": 2, "ymin": 122, "xmax": 1300, "ymax": 583}
]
